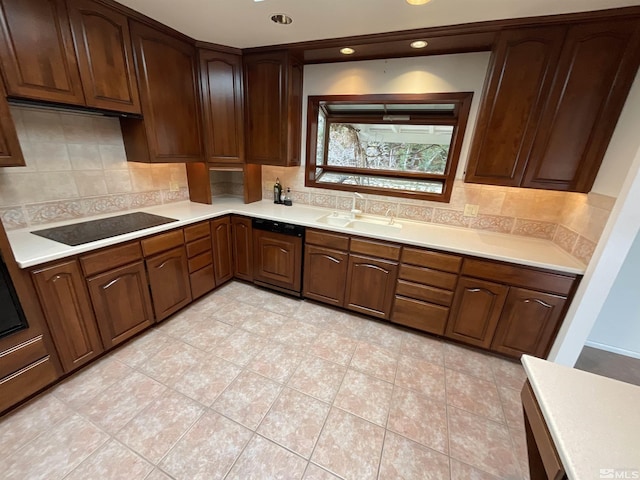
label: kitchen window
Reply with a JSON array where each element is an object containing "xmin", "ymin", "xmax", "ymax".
[{"xmin": 305, "ymin": 93, "xmax": 473, "ymax": 202}]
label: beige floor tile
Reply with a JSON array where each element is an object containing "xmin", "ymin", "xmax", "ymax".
[
  {"xmin": 53, "ymin": 358, "xmax": 132, "ymax": 409},
  {"xmin": 210, "ymin": 299, "xmax": 273, "ymax": 327},
  {"xmin": 350, "ymin": 341, "xmax": 398, "ymax": 383},
  {"xmin": 288, "ymin": 355, "xmax": 346, "ymax": 402},
  {"xmin": 334, "ymin": 369, "xmax": 393, "ymax": 426},
  {"xmin": 157, "ymin": 308, "xmax": 202, "ymax": 338},
  {"xmin": 401, "ymin": 331, "xmax": 444, "ymax": 365},
  {"xmin": 137, "ymin": 340, "xmax": 203, "ymax": 385},
  {"xmin": 258, "ymin": 388, "xmax": 330, "ymax": 458},
  {"xmin": 510, "ymin": 425, "xmax": 530, "ymax": 480},
  {"xmin": 160, "ymin": 411, "xmax": 252, "ymax": 480},
  {"xmin": 248, "ymin": 342, "xmax": 304, "ymax": 383},
  {"xmin": 378, "ymin": 431, "xmax": 450, "ymax": 480},
  {"xmin": 324, "ymin": 311, "xmax": 368, "ymax": 339},
  {"xmin": 0, "ymin": 393, "xmax": 72, "ymax": 458},
  {"xmin": 492, "ymin": 357, "xmax": 528, "ymax": 390},
  {"xmin": 395, "ymin": 354, "xmax": 446, "ymax": 401},
  {"xmin": 144, "ymin": 469, "xmax": 173, "ymax": 480},
  {"xmin": 112, "ymin": 329, "xmax": 177, "ymax": 367},
  {"xmin": 77, "ymin": 371, "xmax": 166, "ymax": 434},
  {"xmin": 450, "ymin": 459, "xmax": 502, "ymax": 480},
  {"xmin": 311, "ymin": 407, "xmax": 385, "ymax": 480},
  {"xmin": 296, "ymin": 301, "xmax": 343, "ymax": 329},
  {"xmin": 1, "ymin": 413, "xmax": 108, "ymax": 480},
  {"xmin": 271, "ymin": 319, "xmax": 321, "ymax": 348},
  {"xmin": 446, "ymin": 369, "xmax": 505, "ymax": 423},
  {"xmin": 116, "ymin": 390, "xmax": 204, "ymax": 463},
  {"xmin": 226, "ymin": 435, "xmax": 307, "ymax": 480},
  {"xmin": 212, "ymin": 370, "xmax": 282, "ymax": 429},
  {"xmin": 309, "ymin": 331, "xmax": 358, "ymax": 366},
  {"xmin": 303, "ymin": 463, "xmax": 342, "ymax": 479},
  {"xmin": 172, "ymin": 318, "xmax": 235, "ymax": 351},
  {"xmin": 240, "ymin": 309, "xmax": 288, "ymax": 337},
  {"xmin": 448, "ymin": 406, "xmax": 520, "ymax": 479},
  {"xmin": 387, "ymin": 387, "xmax": 449, "ymax": 454},
  {"xmin": 444, "ymin": 343, "xmax": 496, "ymax": 382},
  {"xmin": 66, "ymin": 439, "xmax": 153, "ymax": 480},
  {"xmin": 168, "ymin": 353, "xmax": 242, "ymax": 406},
  {"xmin": 499, "ymin": 385, "xmax": 525, "ymax": 430},
  {"xmin": 359, "ymin": 320, "xmax": 404, "ymax": 351},
  {"xmin": 241, "ymin": 288, "xmax": 302, "ymax": 316},
  {"xmin": 212, "ymin": 328, "xmax": 267, "ymax": 366}
]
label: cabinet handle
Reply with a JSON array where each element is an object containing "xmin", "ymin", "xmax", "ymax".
[{"xmin": 524, "ymin": 298, "xmax": 552, "ymax": 308}]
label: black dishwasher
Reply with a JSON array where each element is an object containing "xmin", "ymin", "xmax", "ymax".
[{"xmin": 252, "ymin": 218, "xmax": 304, "ymax": 296}]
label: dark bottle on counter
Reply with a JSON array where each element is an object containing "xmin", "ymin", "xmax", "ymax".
[
  {"xmin": 284, "ymin": 187, "xmax": 292, "ymax": 206},
  {"xmin": 274, "ymin": 178, "xmax": 283, "ymax": 204}
]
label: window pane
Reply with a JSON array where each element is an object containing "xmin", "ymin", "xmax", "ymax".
[
  {"xmin": 326, "ymin": 123, "xmax": 453, "ymax": 174},
  {"xmin": 315, "ymin": 109, "xmax": 326, "ymax": 166},
  {"xmin": 317, "ymin": 171, "xmax": 444, "ymax": 194}
]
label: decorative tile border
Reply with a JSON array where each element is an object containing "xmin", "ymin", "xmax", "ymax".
[
  {"xmin": 573, "ymin": 236, "xmax": 597, "ymax": 265},
  {"xmin": 512, "ymin": 219, "xmax": 557, "ymax": 240},
  {"xmin": 468, "ymin": 214, "xmax": 514, "ymax": 234},
  {"xmin": 432, "ymin": 209, "xmax": 470, "ymax": 228},
  {"xmin": 553, "ymin": 225, "xmax": 579, "ymax": 255},
  {"xmin": 25, "ymin": 200, "xmax": 84, "ymax": 225},
  {"xmin": 0, "ymin": 206, "xmax": 27, "ymax": 230}
]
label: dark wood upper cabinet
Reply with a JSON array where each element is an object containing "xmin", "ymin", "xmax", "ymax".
[
  {"xmin": 465, "ymin": 26, "xmax": 565, "ymax": 186},
  {"xmin": 211, "ymin": 216, "xmax": 234, "ymax": 285},
  {"xmin": 0, "ymin": 81, "xmax": 25, "ymax": 167},
  {"xmin": 243, "ymin": 50, "xmax": 303, "ymax": 166},
  {"xmin": 523, "ymin": 20, "xmax": 640, "ymax": 192},
  {"xmin": 66, "ymin": 0, "xmax": 140, "ymax": 113},
  {"xmin": 124, "ymin": 21, "xmax": 203, "ymax": 163},
  {"xmin": 0, "ymin": 0, "xmax": 84, "ymax": 105},
  {"xmin": 199, "ymin": 48, "xmax": 244, "ymax": 164}
]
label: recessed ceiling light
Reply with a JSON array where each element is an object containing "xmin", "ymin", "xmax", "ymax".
[
  {"xmin": 340, "ymin": 47, "xmax": 355, "ymax": 55},
  {"xmin": 271, "ymin": 14, "xmax": 292, "ymax": 24},
  {"xmin": 406, "ymin": 0, "xmax": 432, "ymax": 5},
  {"xmin": 410, "ymin": 40, "xmax": 428, "ymax": 49}
]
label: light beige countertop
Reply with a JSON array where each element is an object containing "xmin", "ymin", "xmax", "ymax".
[
  {"xmin": 7, "ymin": 196, "xmax": 586, "ymax": 273},
  {"xmin": 522, "ymin": 355, "xmax": 640, "ymax": 480}
]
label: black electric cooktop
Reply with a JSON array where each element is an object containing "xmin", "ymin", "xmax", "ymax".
[{"xmin": 31, "ymin": 212, "xmax": 178, "ymax": 246}]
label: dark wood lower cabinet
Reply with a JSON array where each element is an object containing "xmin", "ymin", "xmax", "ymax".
[
  {"xmin": 446, "ymin": 277, "xmax": 509, "ymax": 348},
  {"xmin": 211, "ymin": 217, "xmax": 233, "ymax": 285},
  {"xmin": 253, "ymin": 229, "xmax": 302, "ymax": 293},
  {"xmin": 146, "ymin": 246, "xmax": 191, "ymax": 321},
  {"xmin": 86, "ymin": 260, "xmax": 154, "ymax": 348},
  {"xmin": 31, "ymin": 259, "xmax": 103, "ymax": 372},
  {"xmin": 345, "ymin": 254, "xmax": 398, "ymax": 320},
  {"xmin": 303, "ymin": 244, "xmax": 348, "ymax": 307},
  {"xmin": 231, "ymin": 216, "xmax": 253, "ymax": 281},
  {"xmin": 391, "ymin": 295, "xmax": 449, "ymax": 335}
]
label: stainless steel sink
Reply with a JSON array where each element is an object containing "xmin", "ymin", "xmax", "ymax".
[{"xmin": 316, "ymin": 213, "xmax": 402, "ymax": 235}]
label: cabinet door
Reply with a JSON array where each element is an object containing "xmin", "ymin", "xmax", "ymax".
[
  {"xmin": 465, "ymin": 26, "xmax": 565, "ymax": 186},
  {"xmin": 66, "ymin": 0, "xmax": 140, "ymax": 113},
  {"xmin": 253, "ymin": 229, "xmax": 302, "ymax": 292},
  {"xmin": 199, "ymin": 49, "xmax": 244, "ymax": 164},
  {"xmin": 31, "ymin": 259, "xmax": 103, "ymax": 372},
  {"xmin": 86, "ymin": 260, "xmax": 153, "ymax": 348},
  {"xmin": 446, "ymin": 277, "xmax": 508, "ymax": 348},
  {"xmin": 303, "ymin": 245, "xmax": 348, "ymax": 307},
  {"xmin": 146, "ymin": 246, "xmax": 191, "ymax": 321},
  {"xmin": 0, "ymin": 82, "xmax": 24, "ymax": 167},
  {"xmin": 0, "ymin": 0, "xmax": 84, "ymax": 104},
  {"xmin": 491, "ymin": 287, "xmax": 566, "ymax": 358},
  {"xmin": 211, "ymin": 216, "xmax": 233, "ymax": 285},
  {"xmin": 126, "ymin": 21, "xmax": 203, "ymax": 162},
  {"xmin": 231, "ymin": 216, "xmax": 253, "ymax": 281},
  {"xmin": 524, "ymin": 20, "xmax": 640, "ymax": 192},
  {"xmin": 345, "ymin": 254, "xmax": 398, "ymax": 320}
]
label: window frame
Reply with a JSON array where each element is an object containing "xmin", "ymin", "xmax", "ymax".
[{"xmin": 305, "ymin": 92, "xmax": 473, "ymax": 202}]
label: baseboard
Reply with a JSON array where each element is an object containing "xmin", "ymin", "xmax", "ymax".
[{"xmin": 584, "ymin": 340, "xmax": 640, "ymax": 360}]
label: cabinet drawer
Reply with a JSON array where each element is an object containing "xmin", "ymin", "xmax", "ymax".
[
  {"xmin": 350, "ymin": 238, "xmax": 401, "ymax": 261},
  {"xmin": 190, "ymin": 264, "xmax": 215, "ymax": 299},
  {"xmin": 462, "ymin": 258, "xmax": 576, "ymax": 296},
  {"xmin": 186, "ymin": 236, "xmax": 211, "ymax": 258},
  {"xmin": 184, "ymin": 222, "xmax": 211, "ymax": 242},
  {"xmin": 81, "ymin": 242, "xmax": 142, "ymax": 276},
  {"xmin": 399, "ymin": 264, "xmax": 458, "ymax": 291},
  {"xmin": 306, "ymin": 229, "xmax": 349, "ymax": 251},
  {"xmin": 0, "ymin": 336, "xmax": 49, "ymax": 379},
  {"xmin": 396, "ymin": 279, "xmax": 454, "ymax": 306},
  {"xmin": 188, "ymin": 251, "xmax": 213, "ymax": 273},
  {"xmin": 391, "ymin": 296, "xmax": 449, "ymax": 335},
  {"xmin": 0, "ymin": 356, "xmax": 58, "ymax": 414},
  {"xmin": 401, "ymin": 247, "xmax": 462, "ymax": 273},
  {"xmin": 141, "ymin": 229, "xmax": 184, "ymax": 256}
]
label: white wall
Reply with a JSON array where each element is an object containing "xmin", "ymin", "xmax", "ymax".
[{"xmin": 301, "ymin": 53, "xmax": 492, "ymax": 178}]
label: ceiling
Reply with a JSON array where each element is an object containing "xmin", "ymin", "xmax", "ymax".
[{"xmin": 116, "ymin": 0, "xmax": 640, "ymax": 48}]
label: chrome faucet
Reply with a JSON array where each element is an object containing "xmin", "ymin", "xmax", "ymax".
[
  {"xmin": 351, "ymin": 192, "xmax": 364, "ymax": 219},
  {"xmin": 385, "ymin": 208, "xmax": 396, "ymax": 225}
]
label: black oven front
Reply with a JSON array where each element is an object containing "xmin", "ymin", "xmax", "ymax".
[{"xmin": 0, "ymin": 254, "xmax": 28, "ymax": 339}]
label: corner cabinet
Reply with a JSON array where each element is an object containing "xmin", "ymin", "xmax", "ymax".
[
  {"xmin": 243, "ymin": 50, "xmax": 303, "ymax": 166},
  {"xmin": 123, "ymin": 21, "xmax": 203, "ymax": 163}
]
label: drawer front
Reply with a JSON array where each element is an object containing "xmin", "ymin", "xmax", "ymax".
[
  {"xmin": 0, "ymin": 356, "xmax": 58, "ymax": 414},
  {"xmin": 399, "ymin": 264, "xmax": 458, "ymax": 290},
  {"xmin": 462, "ymin": 258, "xmax": 576, "ymax": 296},
  {"xmin": 186, "ymin": 236, "xmax": 211, "ymax": 258},
  {"xmin": 188, "ymin": 251, "xmax": 213, "ymax": 273},
  {"xmin": 350, "ymin": 238, "xmax": 401, "ymax": 261},
  {"xmin": 0, "ymin": 335, "xmax": 49, "ymax": 379},
  {"xmin": 306, "ymin": 229, "xmax": 349, "ymax": 251},
  {"xmin": 184, "ymin": 222, "xmax": 210, "ymax": 243},
  {"xmin": 391, "ymin": 296, "xmax": 449, "ymax": 335},
  {"xmin": 141, "ymin": 229, "xmax": 184, "ymax": 257},
  {"xmin": 401, "ymin": 247, "xmax": 462, "ymax": 273},
  {"xmin": 190, "ymin": 264, "xmax": 215, "ymax": 300},
  {"xmin": 81, "ymin": 242, "xmax": 142, "ymax": 277},
  {"xmin": 395, "ymin": 279, "xmax": 454, "ymax": 306}
]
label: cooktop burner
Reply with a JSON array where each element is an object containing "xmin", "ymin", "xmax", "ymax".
[{"xmin": 31, "ymin": 212, "xmax": 178, "ymax": 246}]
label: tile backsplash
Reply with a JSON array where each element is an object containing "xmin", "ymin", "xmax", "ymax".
[
  {"xmin": 0, "ymin": 106, "xmax": 189, "ymax": 229},
  {"xmin": 262, "ymin": 165, "xmax": 615, "ymax": 265}
]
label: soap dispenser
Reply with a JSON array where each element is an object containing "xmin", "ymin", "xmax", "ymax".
[
  {"xmin": 283, "ymin": 187, "xmax": 292, "ymax": 206},
  {"xmin": 274, "ymin": 178, "xmax": 282, "ymax": 204}
]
